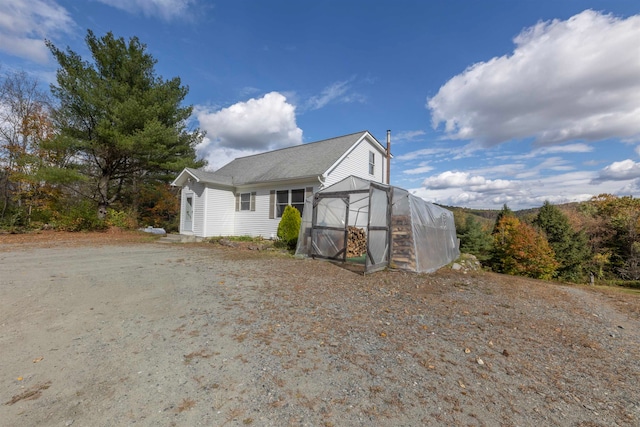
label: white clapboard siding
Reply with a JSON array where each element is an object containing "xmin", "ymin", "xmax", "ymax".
[
  {"xmin": 234, "ymin": 189, "xmax": 275, "ymax": 238},
  {"xmin": 203, "ymin": 187, "xmax": 235, "ymax": 237},
  {"xmin": 325, "ymin": 138, "xmax": 385, "ymax": 187},
  {"xmin": 234, "ymin": 184, "xmax": 316, "ymax": 238}
]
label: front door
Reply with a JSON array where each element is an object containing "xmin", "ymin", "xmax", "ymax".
[{"xmin": 184, "ymin": 195, "xmax": 193, "ymax": 232}]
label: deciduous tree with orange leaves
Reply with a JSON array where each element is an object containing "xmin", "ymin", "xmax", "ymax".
[{"xmin": 491, "ymin": 213, "xmax": 558, "ymax": 280}]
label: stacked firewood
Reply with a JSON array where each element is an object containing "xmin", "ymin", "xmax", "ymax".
[
  {"xmin": 390, "ymin": 215, "xmax": 416, "ymax": 270},
  {"xmin": 347, "ymin": 226, "xmax": 367, "ymax": 258}
]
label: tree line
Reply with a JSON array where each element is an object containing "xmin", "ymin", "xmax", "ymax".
[
  {"xmin": 0, "ymin": 30, "xmax": 204, "ymax": 231},
  {"xmin": 455, "ymin": 196, "xmax": 640, "ymax": 285}
]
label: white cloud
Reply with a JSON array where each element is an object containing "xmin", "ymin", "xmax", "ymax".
[
  {"xmin": 306, "ymin": 81, "xmax": 350, "ymax": 110},
  {"xmin": 393, "ymin": 130, "xmax": 426, "ymax": 144},
  {"xmin": 0, "ymin": 0, "xmax": 75, "ymax": 63},
  {"xmin": 403, "ymin": 163, "xmax": 434, "ymax": 175},
  {"xmin": 593, "ymin": 159, "xmax": 640, "ymax": 182},
  {"xmin": 422, "ymin": 171, "xmax": 516, "ymax": 193},
  {"xmin": 305, "ymin": 80, "xmax": 366, "ymax": 111},
  {"xmin": 395, "ymin": 146, "xmax": 453, "ymax": 161},
  {"xmin": 97, "ymin": 0, "xmax": 197, "ymax": 20},
  {"xmin": 619, "ymin": 179, "xmax": 640, "ymax": 195},
  {"xmin": 515, "ymin": 156, "xmax": 573, "ymax": 179},
  {"xmin": 194, "ymin": 92, "xmax": 303, "ymax": 170},
  {"xmin": 535, "ymin": 143, "xmax": 593, "ymax": 155},
  {"xmin": 636, "ymin": 145, "xmax": 640, "ymax": 157},
  {"xmin": 410, "ymin": 165, "xmax": 632, "ymax": 210},
  {"xmin": 428, "ymin": 10, "xmax": 640, "ymax": 146}
]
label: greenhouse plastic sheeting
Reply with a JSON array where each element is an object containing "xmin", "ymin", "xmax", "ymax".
[{"xmin": 295, "ymin": 175, "xmax": 460, "ymax": 274}]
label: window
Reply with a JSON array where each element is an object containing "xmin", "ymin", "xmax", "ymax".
[
  {"xmin": 291, "ymin": 189, "xmax": 305, "ymax": 215},
  {"xmin": 369, "ymin": 151, "xmax": 375, "ymax": 175},
  {"xmin": 272, "ymin": 188, "xmax": 306, "ymax": 217},
  {"xmin": 236, "ymin": 192, "xmax": 255, "ymax": 211},
  {"xmin": 276, "ymin": 190, "xmax": 289, "ymax": 217},
  {"xmin": 240, "ymin": 193, "xmax": 251, "ymax": 211}
]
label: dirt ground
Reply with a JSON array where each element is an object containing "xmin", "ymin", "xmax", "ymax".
[{"xmin": 1, "ymin": 231, "xmax": 639, "ymax": 426}]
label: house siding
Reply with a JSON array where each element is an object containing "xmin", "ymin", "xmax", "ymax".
[
  {"xmin": 324, "ymin": 138, "xmax": 385, "ymax": 187},
  {"xmin": 234, "ymin": 189, "xmax": 274, "ymax": 238},
  {"xmin": 234, "ymin": 183, "xmax": 317, "ymax": 238},
  {"xmin": 203, "ymin": 187, "xmax": 235, "ymax": 237}
]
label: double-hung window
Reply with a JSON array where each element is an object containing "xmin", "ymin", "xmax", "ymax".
[
  {"xmin": 272, "ymin": 188, "xmax": 307, "ymax": 218},
  {"xmin": 369, "ymin": 151, "xmax": 375, "ymax": 175},
  {"xmin": 291, "ymin": 189, "xmax": 305, "ymax": 214},
  {"xmin": 240, "ymin": 193, "xmax": 251, "ymax": 211},
  {"xmin": 276, "ymin": 190, "xmax": 289, "ymax": 217},
  {"xmin": 236, "ymin": 192, "xmax": 255, "ymax": 211}
]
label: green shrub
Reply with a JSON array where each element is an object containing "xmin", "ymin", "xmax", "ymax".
[
  {"xmin": 50, "ymin": 200, "xmax": 107, "ymax": 232},
  {"xmin": 277, "ymin": 205, "xmax": 301, "ymax": 250},
  {"xmin": 106, "ymin": 208, "xmax": 138, "ymax": 229}
]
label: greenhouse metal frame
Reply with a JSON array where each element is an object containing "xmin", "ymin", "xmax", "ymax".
[{"xmin": 295, "ymin": 176, "xmax": 460, "ymax": 274}]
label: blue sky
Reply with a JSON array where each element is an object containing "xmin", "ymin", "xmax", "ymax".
[{"xmin": 2, "ymin": 0, "xmax": 640, "ymax": 210}]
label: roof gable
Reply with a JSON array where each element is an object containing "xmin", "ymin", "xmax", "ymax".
[{"xmin": 171, "ymin": 167, "xmax": 233, "ymax": 187}]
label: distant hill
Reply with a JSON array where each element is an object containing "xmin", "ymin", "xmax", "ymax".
[{"xmin": 440, "ymin": 202, "xmax": 585, "ymax": 230}]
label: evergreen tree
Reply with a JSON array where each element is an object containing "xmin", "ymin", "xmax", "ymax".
[
  {"xmin": 459, "ymin": 214, "xmax": 492, "ymax": 262},
  {"xmin": 277, "ymin": 205, "xmax": 301, "ymax": 250},
  {"xmin": 46, "ymin": 30, "xmax": 205, "ymax": 219},
  {"xmin": 492, "ymin": 204, "xmax": 513, "ymax": 234},
  {"xmin": 534, "ymin": 201, "xmax": 590, "ymax": 282}
]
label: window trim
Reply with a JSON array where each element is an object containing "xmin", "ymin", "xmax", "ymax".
[
  {"xmin": 239, "ymin": 193, "xmax": 251, "ymax": 211},
  {"xmin": 369, "ymin": 151, "xmax": 375, "ymax": 175},
  {"xmin": 236, "ymin": 191, "xmax": 256, "ymax": 212},
  {"xmin": 272, "ymin": 188, "xmax": 306, "ymax": 218},
  {"xmin": 291, "ymin": 188, "xmax": 305, "ymax": 215},
  {"xmin": 275, "ymin": 190, "xmax": 289, "ymax": 218}
]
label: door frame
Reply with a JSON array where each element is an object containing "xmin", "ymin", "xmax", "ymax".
[
  {"xmin": 183, "ymin": 192, "xmax": 194, "ymax": 232},
  {"xmin": 365, "ymin": 183, "xmax": 392, "ymax": 274},
  {"xmin": 310, "ymin": 189, "xmax": 369, "ymax": 261}
]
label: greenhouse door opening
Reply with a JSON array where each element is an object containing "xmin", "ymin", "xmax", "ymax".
[
  {"xmin": 310, "ymin": 193, "xmax": 351, "ymax": 262},
  {"xmin": 309, "ymin": 184, "xmax": 391, "ymax": 274},
  {"xmin": 365, "ymin": 183, "xmax": 391, "ymax": 274}
]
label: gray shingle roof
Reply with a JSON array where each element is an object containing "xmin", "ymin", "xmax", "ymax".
[{"xmin": 188, "ymin": 131, "xmax": 383, "ymax": 186}]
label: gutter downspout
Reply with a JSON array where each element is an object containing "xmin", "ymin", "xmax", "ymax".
[{"xmin": 386, "ymin": 130, "xmax": 391, "ymax": 185}]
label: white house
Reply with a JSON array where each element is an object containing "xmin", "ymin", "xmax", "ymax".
[{"xmin": 171, "ymin": 130, "xmax": 391, "ymax": 238}]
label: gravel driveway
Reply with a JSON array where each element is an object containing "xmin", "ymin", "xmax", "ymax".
[{"xmin": 1, "ymin": 233, "xmax": 639, "ymax": 426}]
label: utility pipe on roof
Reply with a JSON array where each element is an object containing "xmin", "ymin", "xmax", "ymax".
[{"xmin": 386, "ymin": 130, "xmax": 391, "ymax": 185}]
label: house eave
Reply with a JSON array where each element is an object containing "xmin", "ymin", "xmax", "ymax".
[
  {"xmin": 171, "ymin": 169, "xmax": 201, "ymax": 187},
  {"xmin": 234, "ymin": 174, "xmax": 322, "ymax": 190}
]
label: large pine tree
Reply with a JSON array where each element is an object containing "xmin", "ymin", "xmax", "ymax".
[{"xmin": 46, "ymin": 30, "xmax": 205, "ymax": 218}]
